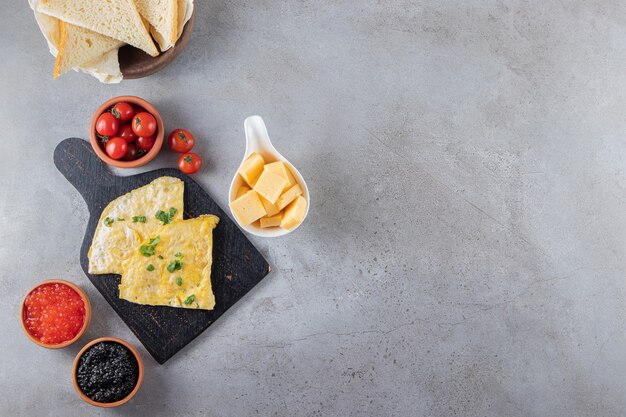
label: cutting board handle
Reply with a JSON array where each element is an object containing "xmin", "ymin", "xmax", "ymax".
[{"xmin": 54, "ymin": 138, "xmax": 116, "ymax": 211}]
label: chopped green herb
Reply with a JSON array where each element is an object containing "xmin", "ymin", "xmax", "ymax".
[
  {"xmin": 175, "ymin": 252, "xmax": 182, "ymax": 258},
  {"xmin": 176, "ymin": 277, "xmax": 183, "ymax": 286},
  {"xmin": 139, "ymin": 235, "xmax": 160, "ymax": 257},
  {"xmin": 146, "ymin": 264, "xmax": 155, "ymax": 271},
  {"xmin": 157, "ymin": 255, "xmax": 164, "ymax": 260},
  {"xmin": 132, "ymin": 216, "xmax": 147, "ymax": 223},
  {"xmin": 184, "ymin": 294, "xmax": 195, "ymax": 305},
  {"xmin": 116, "ymin": 217, "xmax": 125, "ymax": 221},
  {"xmin": 155, "ymin": 207, "xmax": 178, "ymax": 224},
  {"xmin": 167, "ymin": 259, "xmax": 183, "ymax": 273},
  {"xmin": 104, "ymin": 217, "xmax": 114, "ymax": 227}
]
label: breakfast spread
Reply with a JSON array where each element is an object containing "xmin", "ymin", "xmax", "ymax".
[
  {"xmin": 22, "ymin": 282, "xmax": 87, "ymax": 346},
  {"xmin": 74, "ymin": 340, "xmax": 140, "ymax": 404},
  {"xmin": 22, "ymin": 85, "xmax": 305, "ymax": 405},
  {"xmin": 29, "ymin": 0, "xmax": 194, "ymax": 82},
  {"xmin": 231, "ymin": 154, "xmax": 307, "ymax": 230}
]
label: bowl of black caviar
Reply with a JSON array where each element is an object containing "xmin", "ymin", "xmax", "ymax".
[{"xmin": 72, "ymin": 337, "xmax": 144, "ymax": 407}]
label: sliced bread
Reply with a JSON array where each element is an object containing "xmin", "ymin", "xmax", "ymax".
[
  {"xmin": 134, "ymin": 0, "xmax": 178, "ymax": 48},
  {"xmin": 54, "ymin": 21, "xmax": 124, "ymax": 79},
  {"xmin": 35, "ymin": 0, "xmax": 158, "ymax": 57}
]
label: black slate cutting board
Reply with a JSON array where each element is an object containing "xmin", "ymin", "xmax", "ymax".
[{"xmin": 54, "ymin": 138, "xmax": 271, "ymax": 364}]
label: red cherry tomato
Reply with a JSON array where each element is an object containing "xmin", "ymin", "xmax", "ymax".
[
  {"xmin": 111, "ymin": 102, "xmax": 134, "ymax": 122},
  {"xmin": 178, "ymin": 152, "xmax": 202, "ymax": 174},
  {"xmin": 168, "ymin": 129, "xmax": 195, "ymax": 153},
  {"xmin": 122, "ymin": 143, "xmax": 139, "ymax": 161},
  {"xmin": 118, "ymin": 125, "xmax": 136, "ymax": 143},
  {"xmin": 105, "ymin": 137, "xmax": 128, "ymax": 160},
  {"xmin": 132, "ymin": 112, "xmax": 157, "ymax": 137},
  {"xmin": 136, "ymin": 135, "xmax": 156, "ymax": 151},
  {"xmin": 96, "ymin": 112, "xmax": 119, "ymax": 137}
]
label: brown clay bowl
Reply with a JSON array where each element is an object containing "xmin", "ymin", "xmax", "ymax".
[
  {"xmin": 20, "ymin": 279, "xmax": 91, "ymax": 349},
  {"xmin": 89, "ymin": 96, "xmax": 164, "ymax": 168},
  {"xmin": 120, "ymin": 10, "xmax": 195, "ymax": 79},
  {"xmin": 72, "ymin": 337, "xmax": 144, "ymax": 408}
]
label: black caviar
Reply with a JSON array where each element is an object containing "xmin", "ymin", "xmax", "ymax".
[{"xmin": 76, "ymin": 341, "xmax": 139, "ymax": 403}]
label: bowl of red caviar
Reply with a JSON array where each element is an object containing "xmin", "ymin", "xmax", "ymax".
[{"xmin": 20, "ymin": 280, "xmax": 91, "ymax": 349}]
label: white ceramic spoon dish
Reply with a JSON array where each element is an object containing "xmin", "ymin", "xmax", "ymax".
[{"xmin": 229, "ymin": 116, "xmax": 310, "ymax": 237}]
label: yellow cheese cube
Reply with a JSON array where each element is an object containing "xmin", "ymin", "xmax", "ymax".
[
  {"xmin": 236, "ymin": 185, "xmax": 251, "ymax": 199},
  {"xmin": 280, "ymin": 196, "xmax": 307, "ymax": 230},
  {"xmin": 230, "ymin": 190, "xmax": 267, "ymax": 225},
  {"xmin": 253, "ymin": 171, "xmax": 288, "ymax": 204},
  {"xmin": 238, "ymin": 153, "xmax": 266, "ymax": 187},
  {"xmin": 264, "ymin": 161, "xmax": 297, "ymax": 187},
  {"xmin": 260, "ymin": 212, "xmax": 283, "ymax": 228},
  {"xmin": 260, "ymin": 196, "xmax": 281, "ymax": 217},
  {"xmin": 275, "ymin": 184, "xmax": 303, "ymax": 211}
]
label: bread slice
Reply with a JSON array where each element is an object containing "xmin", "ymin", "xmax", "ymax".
[
  {"xmin": 35, "ymin": 0, "xmax": 158, "ymax": 57},
  {"xmin": 135, "ymin": 0, "xmax": 178, "ymax": 48},
  {"xmin": 54, "ymin": 21, "xmax": 124, "ymax": 79}
]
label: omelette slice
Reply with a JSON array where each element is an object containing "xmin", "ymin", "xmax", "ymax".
[
  {"xmin": 88, "ymin": 176, "xmax": 184, "ymax": 274},
  {"xmin": 119, "ymin": 215, "xmax": 220, "ymax": 310}
]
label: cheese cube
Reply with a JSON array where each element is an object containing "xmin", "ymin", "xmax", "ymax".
[
  {"xmin": 260, "ymin": 196, "xmax": 281, "ymax": 217},
  {"xmin": 264, "ymin": 161, "xmax": 297, "ymax": 187},
  {"xmin": 230, "ymin": 190, "xmax": 267, "ymax": 225},
  {"xmin": 280, "ymin": 196, "xmax": 307, "ymax": 230},
  {"xmin": 236, "ymin": 185, "xmax": 251, "ymax": 199},
  {"xmin": 260, "ymin": 212, "xmax": 283, "ymax": 228},
  {"xmin": 253, "ymin": 171, "xmax": 288, "ymax": 204},
  {"xmin": 275, "ymin": 184, "xmax": 303, "ymax": 211},
  {"xmin": 238, "ymin": 153, "xmax": 266, "ymax": 187}
]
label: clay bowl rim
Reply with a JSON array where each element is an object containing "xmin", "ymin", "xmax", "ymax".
[
  {"xmin": 20, "ymin": 279, "xmax": 92, "ymax": 349},
  {"xmin": 89, "ymin": 96, "xmax": 164, "ymax": 168},
  {"xmin": 72, "ymin": 337, "xmax": 144, "ymax": 408}
]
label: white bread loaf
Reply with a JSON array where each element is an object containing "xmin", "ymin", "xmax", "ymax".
[
  {"xmin": 54, "ymin": 21, "xmax": 124, "ymax": 79},
  {"xmin": 35, "ymin": 0, "xmax": 158, "ymax": 57}
]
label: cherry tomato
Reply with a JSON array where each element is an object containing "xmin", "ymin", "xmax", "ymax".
[
  {"xmin": 105, "ymin": 137, "xmax": 128, "ymax": 160},
  {"xmin": 178, "ymin": 152, "xmax": 202, "ymax": 174},
  {"xmin": 132, "ymin": 112, "xmax": 157, "ymax": 137},
  {"xmin": 111, "ymin": 102, "xmax": 134, "ymax": 122},
  {"xmin": 96, "ymin": 112, "xmax": 119, "ymax": 137},
  {"xmin": 118, "ymin": 124, "xmax": 136, "ymax": 143},
  {"xmin": 122, "ymin": 143, "xmax": 139, "ymax": 161},
  {"xmin": 136, "ymin": 135, "xmax": 156, "ymax": 151},
  {"xmin": 168, "ymin": 129, "xmax": 195, "ymax": 153}
]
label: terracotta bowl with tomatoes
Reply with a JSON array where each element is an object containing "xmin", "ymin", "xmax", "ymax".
[{"xmin": 90, "ymin": 96, "xmax": 164, "ymax": 168}]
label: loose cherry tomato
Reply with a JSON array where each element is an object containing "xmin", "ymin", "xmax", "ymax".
[
  {"xmin": 132, "ymin": 112, "xmax": 157, "ymax": 137},
  {"xmin": 178, "ymin": 152, "xmax": 202, "ymax": 174},
  {"xmin": 136, "ymin": 135, "xmax": 156, "ymax": 151},
  {"xmin": 105, "ymin": 137, "xmax": 128, "ymax": 160},
  {"xmin": 122, "ymin": 143, "xmax": 139, "ymax": 161},
  {"xmin": 118, "ymin": 124, "xmax": 136, "ymax": 143},
  {"xmin": 111, "ymin": 102, "xmax": 134, "ymax": 122},
  {"xmin": 96, "ymin": 112, "xmax": 119, "ymax": 137},
  {"xmin": 168, "ymin": 129, "xmax": 195, "ymax": 153}
]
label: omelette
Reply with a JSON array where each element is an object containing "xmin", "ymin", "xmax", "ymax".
[
  {"xmin": 119, "ymin": 215, "xmax": 220, "ymax": 310},
  {"xmin": 88, "ymin": 177, "xmax": 184, "ymax": 274}
]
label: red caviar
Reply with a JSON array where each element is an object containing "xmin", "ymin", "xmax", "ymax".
[{"xmin": 23, "ymin": 283, "xmax": 86, "ymax": 345}]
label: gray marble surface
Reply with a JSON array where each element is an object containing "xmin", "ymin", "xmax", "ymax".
[{"xmin": 2, "ymin": 1, "xmax": 626, "ymax": 416}]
